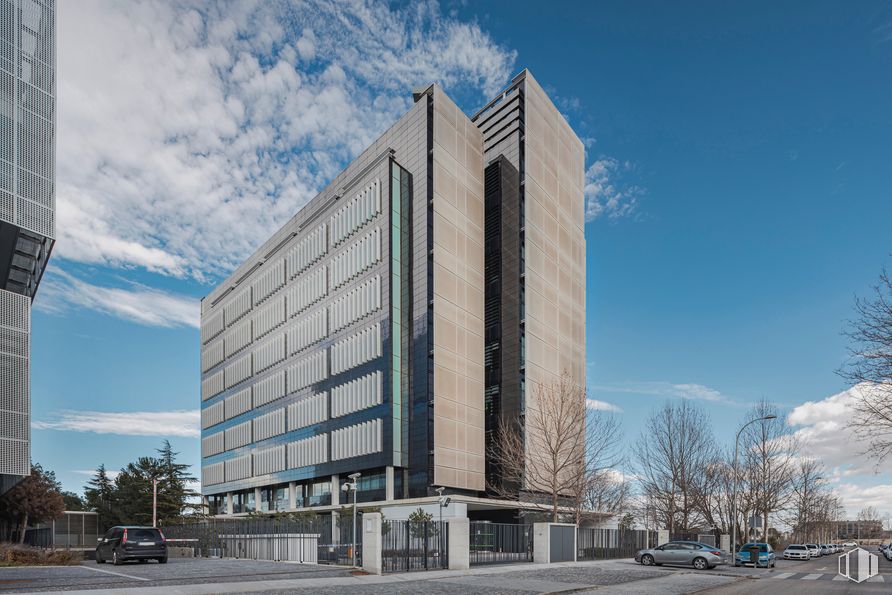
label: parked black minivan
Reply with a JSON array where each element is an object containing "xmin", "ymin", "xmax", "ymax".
[{"xmin": 96, "ymin": 526, "xmax": 167, "ymax": 565}]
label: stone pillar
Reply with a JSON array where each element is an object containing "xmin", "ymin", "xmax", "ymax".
[
  {"xmin": 385, "ymin": 466, "xmax": 394, "ymax": 501},
  {"xmin": 331, "ymin": 474, "xmax": 340, "ymax": 506},
  {"xmin": 448, "ymin": 517, "xmax": 470, "ymax": 570},
  {"xmin": 254, "ymin": 487, "xmax": 262, "ymax": 513},
  {"xmin": 226, "ymin": 492, "xmax": 233, "ymax": 515},
  {"xmin": 331, "ymin": 510, "xmax": 340, "ymax": 544},
  {"xmin": 658, "ymin": 529, "xmax": 670, "ymax": 546},
  {"xmin": 721, "ymin": 534, "xmax": 731, "ymax": 553},
  {"xmin": 288, "ymin": 482, "xmax": 298, "ymax": 510},
  {"xmin": 362, "ymin": 512, "xmax": 383, "ymax": 575},
  {"xmin": 533, "ymin": 523, "xmax": 551, "ymax": 564}
]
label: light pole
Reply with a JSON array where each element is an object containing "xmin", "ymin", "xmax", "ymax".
[
  {"xmin": 341, "ymin": 472, "xmax": 361, "ymax": 567},
  {"xmin": 152, "ymin": 478, "xmax": 158, "ymax": 528},
  {"xmin": 435, "ymin": 487, "xmax": 450, "ymax": 556},
  {"xmin": 731, "ymin": 414, "xmax": 776, "ymax": 564}
]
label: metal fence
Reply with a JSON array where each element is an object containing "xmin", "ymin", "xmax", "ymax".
[
  {"xmin": 577, "ymin": 528, "xmax": 657, "ymax": 560},
  {"xmin": 382, "ymin": 520, "xmax": 448, "ymax": 572},
  {"xmin": 164, "ymin": 516, "xmax": 360, "ymax": 565},
  {"xmin": 469, "ymin": 522, "xmax": 533, "ymax": 566},
  {"xmin": 670, "ymin": 530, "xmax": 719, "ymax": 547}
]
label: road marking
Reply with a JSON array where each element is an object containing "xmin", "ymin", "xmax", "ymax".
[
  {"xmin": 801, "ymin": 573, "xmax": 823, "ymax": 580},
  {"xmin": 771, "ymin": 573, "xmax": 795, "ymax": 579},
  {"xmin": 79, "ymin": 565, "xmax": 150, "ymax": 581}
]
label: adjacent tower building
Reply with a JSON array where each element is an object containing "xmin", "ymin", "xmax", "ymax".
[
  {"xmin": 0, "ymin": 0, "xmax": 56, "ymax": 492},
  {"xmin": 199, "ymin": 70, "xmax": 584, "ymax": 514},
  {"xmin": 472, "ymin": 70, "xmax": 586, "ymax": 497}
]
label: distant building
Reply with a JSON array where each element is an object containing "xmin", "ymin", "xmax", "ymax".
[
  {"xmin": 833, "ymin": 519, "xmax": 884, "ymax": 540},
  {"xmin": 0, "ymin": 0, "xmax": 56, "ymax": 493},
  {"xmin": 198, "ymin": 70, "xmax": 585, "ymax": 517}
]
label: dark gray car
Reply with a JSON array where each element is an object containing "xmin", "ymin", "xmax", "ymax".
[
  {"xmin": 635, "ymin": 541, "xmax": 727, "ymax": 570},
  {"xmin": 96, "ymin": 526, "xmax": 167, "ymax": 565}
]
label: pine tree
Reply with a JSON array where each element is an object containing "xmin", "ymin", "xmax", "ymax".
[
  {"xmin": 84, "ymin": 464, "xmax": 119, "ymax": 529},
  {"xmin": 155, "ymin": 440, "xmax": 199, "ymax": 524}
]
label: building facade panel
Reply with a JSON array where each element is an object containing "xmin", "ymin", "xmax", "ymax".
[{"xmin": 0, "ymin": 0, "xmax": 55, "ymax": 491}]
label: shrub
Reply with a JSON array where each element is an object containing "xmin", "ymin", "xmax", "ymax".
[{"xmin": 0, "ymin": 543, "xmax": 81, "ymax": 566}]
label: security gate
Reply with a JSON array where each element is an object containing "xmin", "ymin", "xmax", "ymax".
[
  {"xmin": 382, "ymin": 520, "xmax": 448, "ymax": 572},
  {"xmin": 550, "ymin": 525, "xmax": 575, "ymax": 562},
  {"xmin": 470, "ymin": 522, "xmax": 532, "ymax": 565}
]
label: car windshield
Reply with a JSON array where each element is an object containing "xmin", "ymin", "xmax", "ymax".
[
  {"xmin": 740, "ymin": 543, "xmax": 768, "ymax": 552},
  {"xmin": 788, "ymin": 545, "xmax": 806, "ymax": 550},
  {"xmin": 127, "ymin": 529, "xmax": 161, "ymax": 541}
]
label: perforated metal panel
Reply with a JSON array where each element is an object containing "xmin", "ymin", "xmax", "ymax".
[
  {"xmin": 224, "ymin": 420, "xmax": 252, "ymax": 450},
  {"xmin": 329, "ymin": 227, "xmax": 381, "ymax": 290},
  {"xmin": 252, "ymin": 333, "xmax": 285, "ymax": 374},
  {"xmin": 224, "ymin": 353, "xmax": 252, "ymax": 389},
  {"xmin": 202, "ymin": 461, "xmax": 224, "ymax": 485},
  {"xmin": 330, "ymin": 418, "xmax": 382, "ymax": 461},
  {"xmin": 252, "ymin": 259, "xmax": 285, "ymax": 306},
  {"xmin": 286, "ymin": 392, "xmax": 328, "ymax": 431},
  {"xmin": 285, "ymin": 307, "xmax": 327, "ymax": 355},
  {"xmin": 253, "ymin": 444, "xmax": 285, "ymax": 476},
  {"xmin": 329, "ymin": 178, "xmax": 380, "ymax": 247},
  {"xmin": 0, "ymin": 290, "xmax": 30, "ymax": 476},
  {"xmin": 286, "ymin": 434, "xmax": 327, "ymax": 469},
  {"xmin": 200, "ymin": 400, "xmax": 224, "ymax": 430},
  {"xmin": 200, "ymin": 339, "xmax": 224, "ymax": 373},
  {"xmin": 329, "ymin": 274, "xmax": 381, "ymax": 333},
  {"xmin": 286, "ymin": 224, "xmax": 327, "ymax": 279},
  {"xmin": 331, "ymin": 371, "xmax": 382, "ymax": 418},
  {"xmin": 224, "ymin": 455, "xmax": 251, "ymax": 481},
  {"xmin": 200, "ymin": 370, "xmax": 223, "ymax": 401},
  {"xmin": 285, "ymin": 266, "xmax": 327, "ymax": 318},
  {"xmin": 330, "ymin": 322, "xmax": 381, "ymax": 375},
  {"xmin": 252, "ymin": 407, "xmax": 285, "ymax": 442},
  {"xmin": 285, "ymin": 350, "xmax": 328, "ymax": 394},
  {"xmin": 252, "ymin": 370, "xmax": 285, "ymax": 408},
  {"xmin": 224, "ymin": 387, "xmax": 251, "ymax": 420},
  {"xmin": 252, "ymin": 295, "xmax": 285, "ymax": 340},
  {"xmin": 223, "ymin": 288, "xmax": 252, "ymax": 326},
  {"xmin": 201, "ymin": 431, "xmax": 224, "ymax": 458}
]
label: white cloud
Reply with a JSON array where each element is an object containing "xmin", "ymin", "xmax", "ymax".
[
  {"xmin": 590, "ymin": 381, "xmax": 731, "ymax": 404},
  {"xmin": 33, "ymin": 409, "xmax": 200, "ymax": 438},
  {"xmin": 586, "ymin": 398, "xmax": 623, "ymax": 413},
  {"xmin": 832, "ymin": 482, "xmax": 892, "ymax": 518},
  {"xmin": 787, "ymin": 384, "xmax": 891, "ymax": 478},
  {"xmin": 584, "ymin": 158, "xmax": 644, "ymax": 222},
  {"xmin": 72, "ymin": 469, "xmax": 120, "ymax": 480},
  {"xmin": 56, "ymin": 0, "xmax": 516, "ymax": 282},
  {"xmin": 36, "ymin": 268, "xmax": 199, "ymax": 328}
]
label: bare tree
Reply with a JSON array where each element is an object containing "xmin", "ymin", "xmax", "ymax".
[
  {"xmin": 633, "ymin": 400, "xmax": 716, "ymax": 533},
  {"xmin": 784, "ymin": 457, "xmax": 842, "ymax": 543},
  {"xmin": 840, "ymin": 266, "xmax": 892, "ymax": 462},
  {"xmin": 489, "ymin": 373, "xmax": 586, "ymax": 522},
  {"xmin": 739, "ymin": 400, "xmax": 800, "ymax": 541}
]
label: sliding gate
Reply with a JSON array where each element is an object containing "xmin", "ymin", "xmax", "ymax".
[{"xmin": 470, "ymin": 522, "xmax": 533, "ymax": 565}]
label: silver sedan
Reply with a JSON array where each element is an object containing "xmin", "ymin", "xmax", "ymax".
[{"xmin": 635, "ymin": 541, "xmax": 727, "ymax": 570}]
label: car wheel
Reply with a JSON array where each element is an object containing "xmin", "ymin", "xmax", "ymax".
[
  {"xmin": 158, "ymin": 557, "xmax": 168, "ymax": 564},
  {"xmin": 641, "ymin": 554, "xmax": 654, "ymax": 566},
  {"xmin": 693, "ymin": 557, "xmax": 709, "ymax": 570},
  {"xmin": 96, "ymin": 554, "xmax": 104, "ymax": 564},
  {"xmin": 112, "ymin": 550, "xmax": 122, "ymax": 566}
]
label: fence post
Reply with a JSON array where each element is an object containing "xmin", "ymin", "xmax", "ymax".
[
  {"xmin": 721, "ymin": 534, "xmax": 731, "ymax": 553},
  {"xmin": 361, "ymin": 512, "xmax": 382, "ymax": 575},
  {"xmin": 658, "ymin": 529, "xmax": 669, "ymax": 546},
  {"xmin": 533, "ymin": 523, "xmax": 550, "ymax": 564},
  {"xmin": 448, "ymin": 518, "xmax": 469, "ymax": 570}
]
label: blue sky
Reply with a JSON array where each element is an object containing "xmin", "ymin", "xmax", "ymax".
[{"xmin": 34, "ymin": 0, "xmax": 892, "ymax": 515}]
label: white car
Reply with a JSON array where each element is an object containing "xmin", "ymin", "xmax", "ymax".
[
  {"xmin": 783, "ymin": 544, "xmax": 810, "ymax": 560},
  {"xmin": 843, "ymin": 541, "xmax": 858, "ymax": 548},
  {"xmin": 805, "ymin": 543, "xmax": 822, "ymax": 558}
]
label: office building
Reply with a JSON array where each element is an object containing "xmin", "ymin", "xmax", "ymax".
[
  {"xmin": 199, "ymin": 69, "xmax": 584, "ymax": 515},
  {"xmin": 0, "ymin": 0, "xmax": 55, "ymax": 493}
]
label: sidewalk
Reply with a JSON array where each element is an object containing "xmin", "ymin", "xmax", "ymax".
[{"xmin": 31, "ymin": 559, "xmax": 740, "ymax": 595}]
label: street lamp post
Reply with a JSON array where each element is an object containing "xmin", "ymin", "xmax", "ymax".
[
  {"xmin": 731, "ymin": 414, "xmax": 776, "ymax": 564},
  {"xmin": 341, "ymin": 472, "xmax": 361, "ymax": 567}
]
